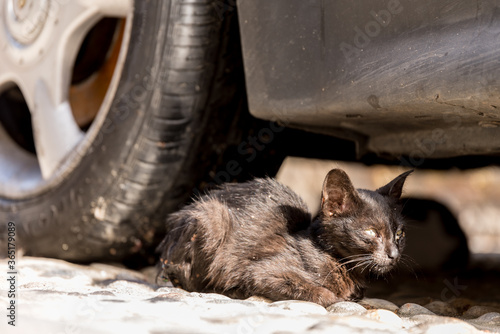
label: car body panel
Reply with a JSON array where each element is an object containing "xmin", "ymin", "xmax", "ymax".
[{"xmin": 237, "ymin": 0, "xmax": 500, "ymax": 161}]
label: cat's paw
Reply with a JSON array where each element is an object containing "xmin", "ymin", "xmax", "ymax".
[{"xmin": 309, "ymin": 287, "xmax": 340, "ymax": 307}]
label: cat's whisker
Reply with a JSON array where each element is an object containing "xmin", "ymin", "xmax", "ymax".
[
  {"xmin": 339, "ymin": 253, "xmax": 372, "ymax": 261},
  {"xmin": 342, "ymin": 258, "xmax": 373, "ymax": 272},
  {"xmin": 361, "ymin": 261, "xmax": 375, "ymax": 274},
  {"xmin": 340, "ymin": 254, "xmax": 372, "ymax": 262},
  {"xmin": 348, "ymin": 259, "xmax": 373, "ymax": 273},
  {"xmin": 367, "ymin": 262, "xmax": 377, "ymax": 276},
  {"xmin": 401, "ymin": 253, "xmax": 419, "ymax": 265},
  {"xmin": 346, "ymin": 262, "xmax": 362, "ymax": 272},
  {"xmin": 400, "ymin": 254, "xmax": 420, "ymax": 269},
  {"xmin": 388, "ymin": 270, "xmax": 394, "ymax": 280},
  {"xmin": 398, "ymin": 255, "xmax": 420, "ymax": 279},
  {"xmin": 341, "ymin": 256, "xmax": 372, "ymax": 266},
  {"xmin": 322, "ymin": 255, "xmax": 374, "ymax": 284}
]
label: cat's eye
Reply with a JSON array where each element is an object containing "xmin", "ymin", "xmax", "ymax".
[
  {"xmin": 365, "ymin": 228, "xmax": 378, "ymax": 238},
  {"xmin": 395, "ymin": 230, "xmax": 405, "ymax": 241}
]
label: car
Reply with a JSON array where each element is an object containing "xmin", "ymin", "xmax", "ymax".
[{"xmin": 1, "ymin": 0, "xmax": 498, "ymax": 262}]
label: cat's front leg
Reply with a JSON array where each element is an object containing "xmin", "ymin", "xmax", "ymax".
[
  {"xmin": 305, "ymin": 286, "xmax": 341, "ymax": 307},
  {"xmin": 256, "ymin": 271, "xmax": 341, "ymax": 307}
]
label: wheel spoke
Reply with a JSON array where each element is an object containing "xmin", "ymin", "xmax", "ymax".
[
  {"xmin": 0, "ymin": 0, "xmax": 132, "ymax": 182},
  {"xmin": 78, "ymin": 0, "xmax": 132, "ymax": 17},
  {"xmin": 23, "ymin": 0, "xmax": 131, "ymax": 108},
  {"xmin": 0, "ymin": 6, "xmax": 18, "ymax": 91},
  {"xmin": 32, "ymin": 80, "xmax": 84, "ymax": 179},
  {"xmin": 21, "ymin": 0, "xmax": 131, "ymax": 179},
  {"xmin": 48, "ymin": 2, "xmax": 109, "ymax": 106}
]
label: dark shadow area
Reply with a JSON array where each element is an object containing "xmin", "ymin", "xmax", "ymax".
[
  {"xmin": 0, "ymin": 87, "xmax": 36, "ymax": 154},
  {"xmin": 401, "ymin": 198, "xmax": 469, "ymax": 274}
]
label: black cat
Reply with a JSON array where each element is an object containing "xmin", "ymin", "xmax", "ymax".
[{"xmin": 157, "ymin": 169, "xmax": 412, "ymax": 307}]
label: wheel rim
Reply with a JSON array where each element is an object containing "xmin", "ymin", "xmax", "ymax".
[{"xmin": 0, "ymin": 0, "xmax": 133, "ymax": 199}]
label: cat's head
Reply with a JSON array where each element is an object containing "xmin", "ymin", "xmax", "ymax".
[{"xmin": 315, "ymin": 169, "xmax": 413, "ymax": 275}]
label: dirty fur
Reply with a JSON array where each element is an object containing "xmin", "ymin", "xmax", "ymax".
[{"xmin": 157, "ymin": 169, "xmax": 412, "ymax": 307}]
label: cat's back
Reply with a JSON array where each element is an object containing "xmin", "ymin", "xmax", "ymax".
[
  {"xmin": 215, "ymin": 177, "xmax": 308, "ymax": 210},
  {"xmin": 165, "ymin": 177, "xmax": 311, "ymax": 245},
  {"xmin": 210, "ymin": 178, "xmax": 311, "ymax": 231}
]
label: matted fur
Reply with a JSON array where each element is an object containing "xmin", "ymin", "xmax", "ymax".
[{"xmin": 157, "ymin": 169, "xmax": 412, "ymax": 306}]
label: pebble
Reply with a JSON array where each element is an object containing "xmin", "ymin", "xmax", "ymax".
[
  {"xmin": 245, "ymin": 295, "xmax": 273, "ymax": 303},
  {"xmin": 105, "ymin": 280, "xmax": 155, "ymax": 297},
  {"xmin": 90, "ymin": 290, "xmax": 116, "ymax": 296},
  {"xmin": 358, "ymin": 298, "xmax": 399, "ymax": 313},
  {"xmin": 156, "ymin": 287, "xmax": 190, "ymax": 295},
  {"xmin": 147, "ymin": 293, "xmax": 186, "ymax": 303},
  {"xmin": 471, "ymin": 312, "xmax": 500, "ymax": 326},
  {"xmin": 410, "ymin": 314, "xmax": 479, "ymax": 331},
  {"xmin": 269, "ymin": 300, "xmax": 328, "ymax": 315},
  {"xmin": 416, "ymin": 320, "xmax": 481, "ymax": 334},
  {"xmin": 423, "ymin": 300, "xmax": 459, "ymax": 316},
  {"xmin": 153, "ymin": 287, "xmax": 191, "ymax": 302},
  {"xmin": 390, "ymin": 296, "xmax": 433, "ymax": 307},
  {"xmin": 308, "ymin": 317, "xmax": 405, "ymax": 334},
  {"xmin": 462, "ymin": 305, "xmax": 498, "ymax": 319},
  {"xmin": 365, "ymin": 309, "xmax": 404, "ymax": 327},
  {"xmin": 398, "ymin": 303, "xmax": 436, "ymax": 317},
  {"xmin": 191, "ymin": 292, "xmax": 231, "ymax": 300},
  {"xmin": 327, "ymin": 301, "xmax": 367, "ymax": 316}
]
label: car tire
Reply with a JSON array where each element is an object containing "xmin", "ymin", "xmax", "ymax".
[{"xmin": 0, "ymin": 0, "xmax": 246, "ymax": 262}]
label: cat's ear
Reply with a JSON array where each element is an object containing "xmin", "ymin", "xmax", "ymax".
[
  {"xmin": 321, "ymin": 169, "xmax": 362, "ymax": 217},
  {"xmin": 376, "ymin": 170, "xmax": 413, "ymax": 199}
]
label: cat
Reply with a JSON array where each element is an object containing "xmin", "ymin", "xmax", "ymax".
[{"xmin": 157, "ymin": 168, "xmax": 412, "ymax": 307}]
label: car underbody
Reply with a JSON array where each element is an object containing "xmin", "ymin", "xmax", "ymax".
[{"xmin": 238, "ymin": 0, "xmax": 500, "ymax": 166}]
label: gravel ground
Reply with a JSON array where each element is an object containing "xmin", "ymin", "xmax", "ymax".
[{"xmin": 1, "ymin": 257, "xmax": 500, "ymax": 334}]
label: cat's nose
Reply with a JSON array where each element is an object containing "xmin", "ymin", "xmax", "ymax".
[{"xmin": 387, "ymin": 247, "xmax": 399, "ymax": 260}]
